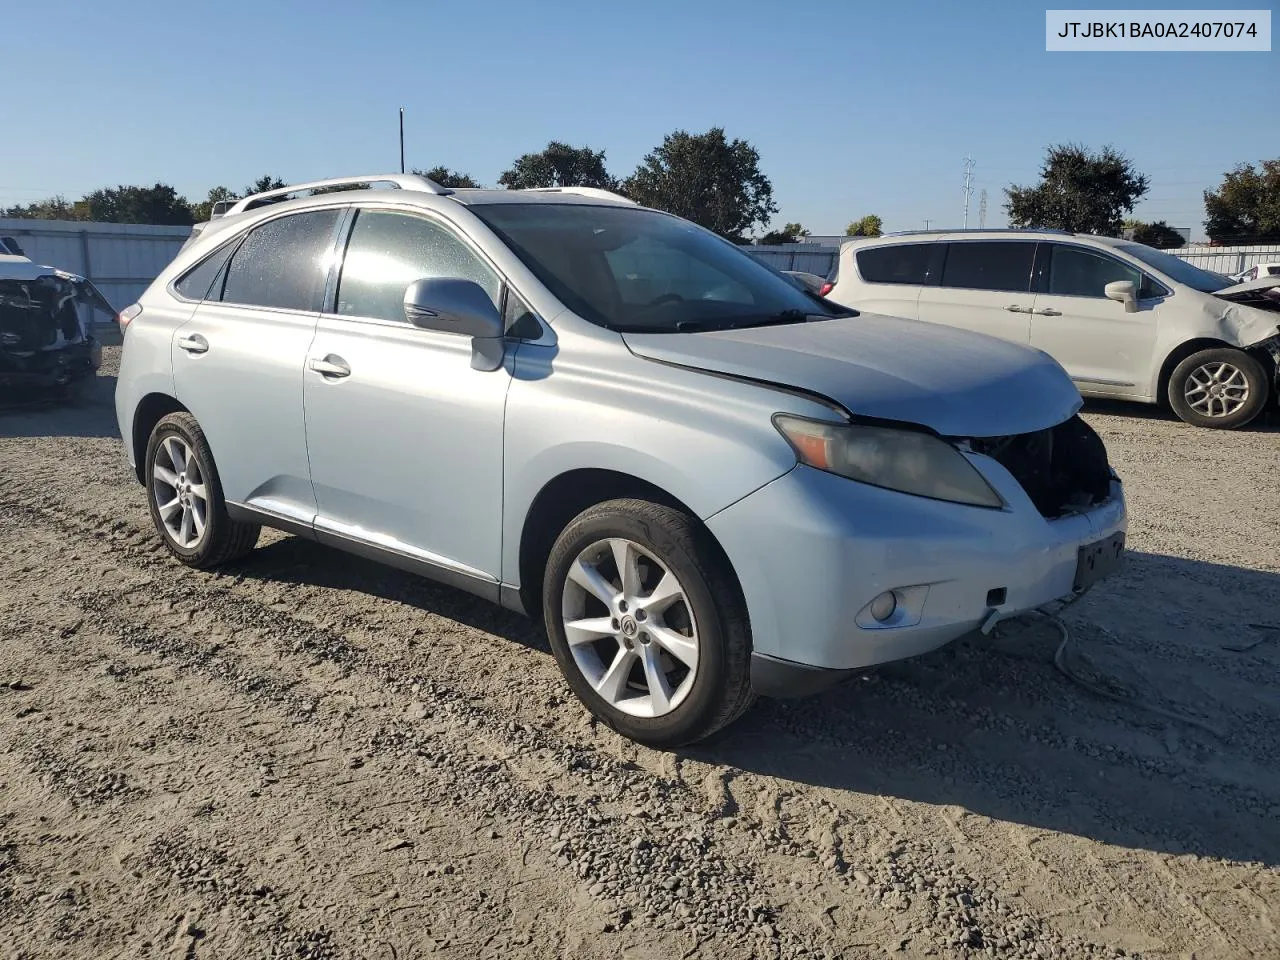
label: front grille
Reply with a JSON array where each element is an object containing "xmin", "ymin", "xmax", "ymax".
[{"xmin": 970, "ymin": 415, "xmax": 1112, "ymax": 518}]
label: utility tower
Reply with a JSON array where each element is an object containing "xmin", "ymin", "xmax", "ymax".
[
  {"xmin": 962, "ymin": 155, "xmax": 975, "ymax": 228},
  {"xmin": 979, "ymin": 189, "xmax": 988, "ymax": 228}
]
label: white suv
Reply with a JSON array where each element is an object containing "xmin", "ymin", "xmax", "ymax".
[{"xmin": 826, "ymin": 230, "xmax": 1280, "ymax": 429}]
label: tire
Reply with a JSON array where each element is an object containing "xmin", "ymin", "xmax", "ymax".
[
  {"xmin": 144, "ymin": 412, "xmax": 260, "ymax": 568},
  {"xmin": 542, "ymin": 499, "xmax": 754, "ymax": 748},
  {"xmin": 1167, "ymin": 348, "xmax": 1269, "ymax": 429}
]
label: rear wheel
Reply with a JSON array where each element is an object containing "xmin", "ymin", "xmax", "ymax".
[
  {"xmin": 144, "ymin": 412, "xmax": 260, "ymax": 568},
  {"xmin": 542, "ymin": 499, "xmax": 753, "ymax": 747},
  {"xmin": 1167, "ymin": 348, "xmax": 1268, "ymax": 429}
]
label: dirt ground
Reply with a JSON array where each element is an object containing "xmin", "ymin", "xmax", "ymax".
[{"xmin": 2, "ymin": 348, "xmax": 1278, "ymax": 960}]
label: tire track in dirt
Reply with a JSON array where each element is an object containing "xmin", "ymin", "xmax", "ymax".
[{"xmin": 0, "ymin": 470, "xmax": 1139, "ymax": 959}]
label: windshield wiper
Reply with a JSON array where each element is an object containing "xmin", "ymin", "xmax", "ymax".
[{"xmin": 731, "ymin": 309, "xmax": 840, "ymax": 329}]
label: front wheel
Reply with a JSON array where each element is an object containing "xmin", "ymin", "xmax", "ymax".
[
  {"xmin": 542, "ymin": 499, "xmax": 754, "ymax": 747},
  {"xmin": 1167, "ymin": 348, "xmax": 1269, "ymax": 429}
]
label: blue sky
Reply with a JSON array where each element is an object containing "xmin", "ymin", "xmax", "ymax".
[{"xmin": 3, "ymin": 0, "xmax": 1276, "ymax": 239}]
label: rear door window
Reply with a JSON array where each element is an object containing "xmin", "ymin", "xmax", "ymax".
[
  {"xmin": 856, "ymin": 243, "xmax": 937, "ymax": 284},
  {"xmin": 939, "ymin": 241, "xmax": 1036, "ymax": 292},
  {"xmin": 219, "ymin": 210, "xmax": 341, "ymax": 311}
]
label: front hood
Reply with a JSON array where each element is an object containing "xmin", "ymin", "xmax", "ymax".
[
  {"xmin": 623, "ymin": 314, "xmax": 1083, "ymax": 438},
  {"xmin": 1215, "ymin": 276, "xmax": 1280, "ymax": 299}
]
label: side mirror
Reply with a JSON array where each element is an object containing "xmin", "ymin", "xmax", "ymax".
[
  {"xmin": 403, "ymin": 277, "xmax": 505, "ymax": 371},
  {"xmin": 1104, "ymin": 280, "xmax": 1138, "ymax": 313}
]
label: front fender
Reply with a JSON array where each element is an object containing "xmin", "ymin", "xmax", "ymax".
[{"xmin": 499, "ymin": 334, "xmax": 830, "ymax": 591}]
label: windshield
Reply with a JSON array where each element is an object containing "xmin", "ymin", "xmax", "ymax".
[
  {"xmin": 471, "ymin": 203, "xmax": 852, "ymax": 333},
  {"xmin": 1114, "ymin": 243, "xmax": 1233, "ymax": 292}
]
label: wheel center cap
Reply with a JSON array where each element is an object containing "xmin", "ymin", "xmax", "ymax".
[{"xmin": 620, "ymin": 616, "xmax": 639, "ymax": 638}]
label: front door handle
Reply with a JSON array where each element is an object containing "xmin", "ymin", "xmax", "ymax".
[
  {"xmin": 1034, "ymin": 308, "xmax": 1062, "ymax": 316},
  {"xmin": 309, "ymin": 354, "xmax": 351, "ymax": 379},
  {"xmin": 1005, "ymin": 304, "xmax": 1031, "ymax": 313},
  {"xmin": 176, "ymin": 334, "xmax": 209, "ymax": 354}
]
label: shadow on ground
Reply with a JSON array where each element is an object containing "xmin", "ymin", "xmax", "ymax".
[
  {"xmin": 693, "ymin": 550, "xmax": 1280, "ymax": 868},
  {"xmin": 0, "ymin": 374, "xmax": 119, "ymax": 439},
  {"xmin": 227, "ymin": 528, "xmax": 1280, "ymax": 868},
  {"xmin": 1082, "ymin": 395, "xmax": 1280, "ymax": 432}
]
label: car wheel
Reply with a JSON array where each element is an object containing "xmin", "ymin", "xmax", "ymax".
[
  {"xmin": 1167, "ymin": 348, "xmax": 1269, "ymax": 429},
  {"xmin": 543, "ymin": 498, "xmax": 754, "ymax": 747},
  {"xmin": 144, "ymin": 412, "xmax": 260, "ymax": 568}
]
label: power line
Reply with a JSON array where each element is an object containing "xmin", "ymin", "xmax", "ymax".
[{"xmin": 962, "ymin": 155, "xmax": 975, "ymax": 229}]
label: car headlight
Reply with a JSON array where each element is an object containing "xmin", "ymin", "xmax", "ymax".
[{"xmin": 774, "ymin": 414, "xmax": 1005, "ymax": 509}]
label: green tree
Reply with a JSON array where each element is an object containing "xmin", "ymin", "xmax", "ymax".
[
  {"xmin": 758, "ymin": 222, "xmax": 809, "ymax": 244},
  {"xmin": 82, "ymin": 184, "xmax": 194, "ymax": 225},
  {"xmin": 622, "ymin": 128, "xmax": 777, "ymax": 242},
  {"xmin": 190, "ymin": 186, "xmax": 239, "ymax": 222},
  {"xmin": 243, "ymin": 175, "xmax": 287, "ymax": 196},
  {"xmin": 1005, "ymin": 144, "xmax": 1148, "ymax": 236},
  {"xmin": 415, "ymin": 166, "xmax": 482, "ymax": 188},
  {"xmin": 1, "ymin": 195, "xmax": 89, "ymax": 220},
  {"xmin": 498, "ymin": 142, "xmax": 614, "ymax": 190},
  {"xmin": 1203, "ymin": 159, "xmax": 1280, "ymax": 243},
  {"xmin": 845, "ymin": 214, "xmax": 883, "ymax": 237},
  {"xmin": 1129, "ymin": 220, "xmax": 1186, "ymax": 249}
]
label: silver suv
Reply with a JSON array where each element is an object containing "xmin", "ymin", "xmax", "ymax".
[{"xmin": 115, "ymin": 174, "xmax": 1127, "ymax": 746}]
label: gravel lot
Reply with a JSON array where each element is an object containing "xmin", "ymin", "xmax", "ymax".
[{"xmin": 2, "ymin": 348, "xmax": 1278, "ymax": 959}]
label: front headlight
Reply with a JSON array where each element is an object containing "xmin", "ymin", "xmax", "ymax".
[{"xmin": 774, "ymin": 415, "xmax": 1004, "ymax": 509}]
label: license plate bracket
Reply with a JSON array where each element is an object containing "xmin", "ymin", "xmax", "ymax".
[{"xmin": 1074, "ymin": 532, "xmax": 1125, "ymax": 592}]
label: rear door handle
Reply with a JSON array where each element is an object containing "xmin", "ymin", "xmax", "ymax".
[
  {"xmin": 309, "ymin": 354, "xmax": 351, "ymax": 379},
  {"xmin": 1005, "ymin": 304, "xmax": 1031, "ymax": 313},
  {"xmin": 1034, "ymin": 308, "xmax": 1062, "ymax": 316},
  {"xmin": 176, "ymin": 334, "xmax": 209, "ymax": 354}
]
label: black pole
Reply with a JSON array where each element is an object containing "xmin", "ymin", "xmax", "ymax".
[{"xmin": 399, "ymin": 107, "xmax": 405, "ymax": 173}]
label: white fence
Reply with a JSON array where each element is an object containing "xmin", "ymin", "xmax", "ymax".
[
  {"xmin": 1160, "ymin": 244, "xmax": 1280, "ymax": 276},
  {"xmin": 745, "ymin": 244, "xmax": 841, "ymax": 276},
  {"xmin": 0, "ymin": 218, "xmax": 193, "ymax": 320},
  {"xmin": 2, "ymin": 220, "xmax": 1276, "ymax": 325}
]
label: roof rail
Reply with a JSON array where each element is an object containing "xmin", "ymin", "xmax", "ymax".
[
  {"xmin": 519, "ymin": 186, "xmax": 637, "ymax": 205},
  {"xmin": 883, "ymin": 227, "xmax": 1075, "ymax": 237},
  {"xmin": 217, "ymin": 174, "xmax": 451, "ymax": 218}
]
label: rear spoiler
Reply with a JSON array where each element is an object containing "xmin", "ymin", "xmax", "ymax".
[{"xmin": 179, "ymin": 222, "xmax": 207, "ymax": 252}]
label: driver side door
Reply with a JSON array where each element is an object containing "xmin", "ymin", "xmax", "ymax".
[{"xmin": 302, "ymin": 206, "xmax": 514, "ymax": 593}]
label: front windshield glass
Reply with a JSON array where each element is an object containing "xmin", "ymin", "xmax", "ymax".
[
  {"xmin": 1115, "ymin": 243, "xmax": 1233, "ymax": 292},
  {"xmin": 471, "ymin": 203, "xmax": 852, "ymax": 333}
]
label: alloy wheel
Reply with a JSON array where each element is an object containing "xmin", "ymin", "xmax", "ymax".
[
  {"xmin": 1184, "ymin": 361, "xmax": 1249, "ymax": 419},
  {"xmin": 152, "ymin": 435, "xmax": 208, "ymax": 549},
  {"xmin": 560, "ymin": 538, "xmax": 699, "ymax": 718}
]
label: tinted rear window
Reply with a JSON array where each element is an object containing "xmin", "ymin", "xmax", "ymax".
[
  {"xmin": 220, "ymin": 210, "xmax": 340, "ymax": 311},
  {"xmin": 940, "ymin": 241, "xmax": 1036, "ymax": 293},
  {"xmin": 856, "ymin": 243, "xmax": 936, "ymax": 284}
]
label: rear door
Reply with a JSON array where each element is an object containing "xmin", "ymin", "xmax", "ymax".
[
  {"xmin": 1028, "ymin": 242, "xmax": 1165, "ymax": 399},
  {"xmin": 171, "ymin": 207, "xmax": 345, "ymax": 523},
  {"xmin": 916, "ymin": 240, "xmax": 1037, "ymax": 344}
]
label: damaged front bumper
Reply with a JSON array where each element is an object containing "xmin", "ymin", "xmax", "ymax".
[{"xmin": 707, "ymin": 436, "xmax": 1127, "ymax": 697}]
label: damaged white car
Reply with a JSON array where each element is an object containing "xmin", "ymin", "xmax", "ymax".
[
  {"xmin": 826, "ymin": 231, "xmax": 1280, "ymax": 429},
  {"xmin": 1, "ymin": 255, "xmax": 109, "ymax": 398}
]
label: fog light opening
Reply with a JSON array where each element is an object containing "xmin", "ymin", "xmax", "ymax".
[{"xmin": 869, "ymin": 591, "xmax": 898, "ymax": 623}]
